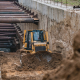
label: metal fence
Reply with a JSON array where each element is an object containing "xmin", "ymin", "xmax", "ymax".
[{"xmin": 37, "ymin": 0, "xmax": 80, "ymax": 8}]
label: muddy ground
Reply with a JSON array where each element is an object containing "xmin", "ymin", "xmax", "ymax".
[{"xmin": 0, "ymin": 52, "xmax": 62, "ymax": 80}]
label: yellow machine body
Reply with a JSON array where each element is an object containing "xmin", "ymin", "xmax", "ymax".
[{"xmin": 23, "ymin": 30, "xmax": 51, "ymax": 54}]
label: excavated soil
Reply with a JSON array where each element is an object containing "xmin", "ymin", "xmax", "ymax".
[
  {"xmin": 17, "ymin": 51, "xmax": 62, "ymax": 71},
  {"xmin": 1, "ymin": 52, "xmax": 62, "ymax": 80}
]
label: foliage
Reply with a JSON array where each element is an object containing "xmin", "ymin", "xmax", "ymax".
[{"xmin": 54, "ymin": 0, "xmax": 80, "ymax": 6}]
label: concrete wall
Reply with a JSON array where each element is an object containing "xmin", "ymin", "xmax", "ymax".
[
  {"xmin": 17, "ymin": 23, "xmax": 38, "ymax": 32},
  {"xmin": 18, "ymin": 0, "xmax": 80, "ymax": 58}
]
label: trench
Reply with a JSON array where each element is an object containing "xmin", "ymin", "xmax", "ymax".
[
  {"xmin": 0, "ymin": 1, "xmax": 63, "ymax": 80},
  {"xmin": 0, "ymin": 23, "xmax": 62, "ymax": 80}
]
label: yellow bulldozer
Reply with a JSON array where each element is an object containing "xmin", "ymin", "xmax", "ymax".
[
  {"xmin": 19, "ymin": 30, "xmax": 54, "ymax": 67},
  {"xmin": 18, "ymin": 30, "xmax": 62, "ymax": 70},
  {"xmin": 23, "ymin": 30, "xmax": 52, "ymax": 54}
]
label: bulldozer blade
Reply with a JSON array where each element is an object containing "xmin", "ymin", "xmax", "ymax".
[
  {"xmin": 16, "ymin": 50, "xmax": 62, "ymax": 71},
  {"xmin": 32, "ymin": 51, "xmax": 53, "ymax": 62}
]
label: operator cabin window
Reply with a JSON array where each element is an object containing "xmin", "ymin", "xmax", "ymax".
[
  {"xmin": 33, "ymin": 32, "xmax": 40, "ymax": 41},
  {"xmin": 29, "ymin": 32, "xmax": 31, "ymax": 48}
]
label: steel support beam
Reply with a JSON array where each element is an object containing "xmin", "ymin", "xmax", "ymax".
[
  {"xmin": 0, "ymin": 12, "xmax": 24, "ymax": 14},
  {"xmin": 0, "ymin": 1, "xmax": 39, "ymax": 23},
  {"xmin": 0, "ymin": 18, "xmax": 34, "ymax": 23}
]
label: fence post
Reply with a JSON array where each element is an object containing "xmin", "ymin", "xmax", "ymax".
[
  {"xmin": 57, "ymin": 0, "xmax": 58, "ymax": 6},
  {"xmin": 61, "ymin": 0, "xmax": 62, "ymax": 7},
  {"xmin": 66, "ymin": 0, "xmax": 67, "ymax": 8}
]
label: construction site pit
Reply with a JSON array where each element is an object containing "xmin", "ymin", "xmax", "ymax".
[
  {"xmin": 0, "ymin": 23, "xmax": 62, "ymax": 79},
  {"xmin": 0, "ymin": 20, "xmax": 62, "ymax": 80},
  {"xmin": 0, "ymin": 1, "xmax": 63, "ymax": 80}
]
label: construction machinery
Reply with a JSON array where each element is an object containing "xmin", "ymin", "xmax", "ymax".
[{"xmin": 23, "ymin": 30, "xmax": 51, "ymax": 54}]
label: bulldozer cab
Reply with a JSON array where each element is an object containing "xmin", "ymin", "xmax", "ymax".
[
  {"xmin": 23, "ymin": 30, "xmax": 52, "ymax": 62},
  {"xmin": 25, "ymin": 30, "xmax": 46, "ymax": 50}
]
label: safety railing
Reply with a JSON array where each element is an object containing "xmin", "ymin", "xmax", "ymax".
[{"xmin": 37, "ymin": 0, "xmax": 80, "ymax": 8}]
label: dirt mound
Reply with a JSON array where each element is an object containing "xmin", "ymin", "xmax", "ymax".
[{"xmin": 17, "ymin": 51, "xmax": 62, "ymax": 71}]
